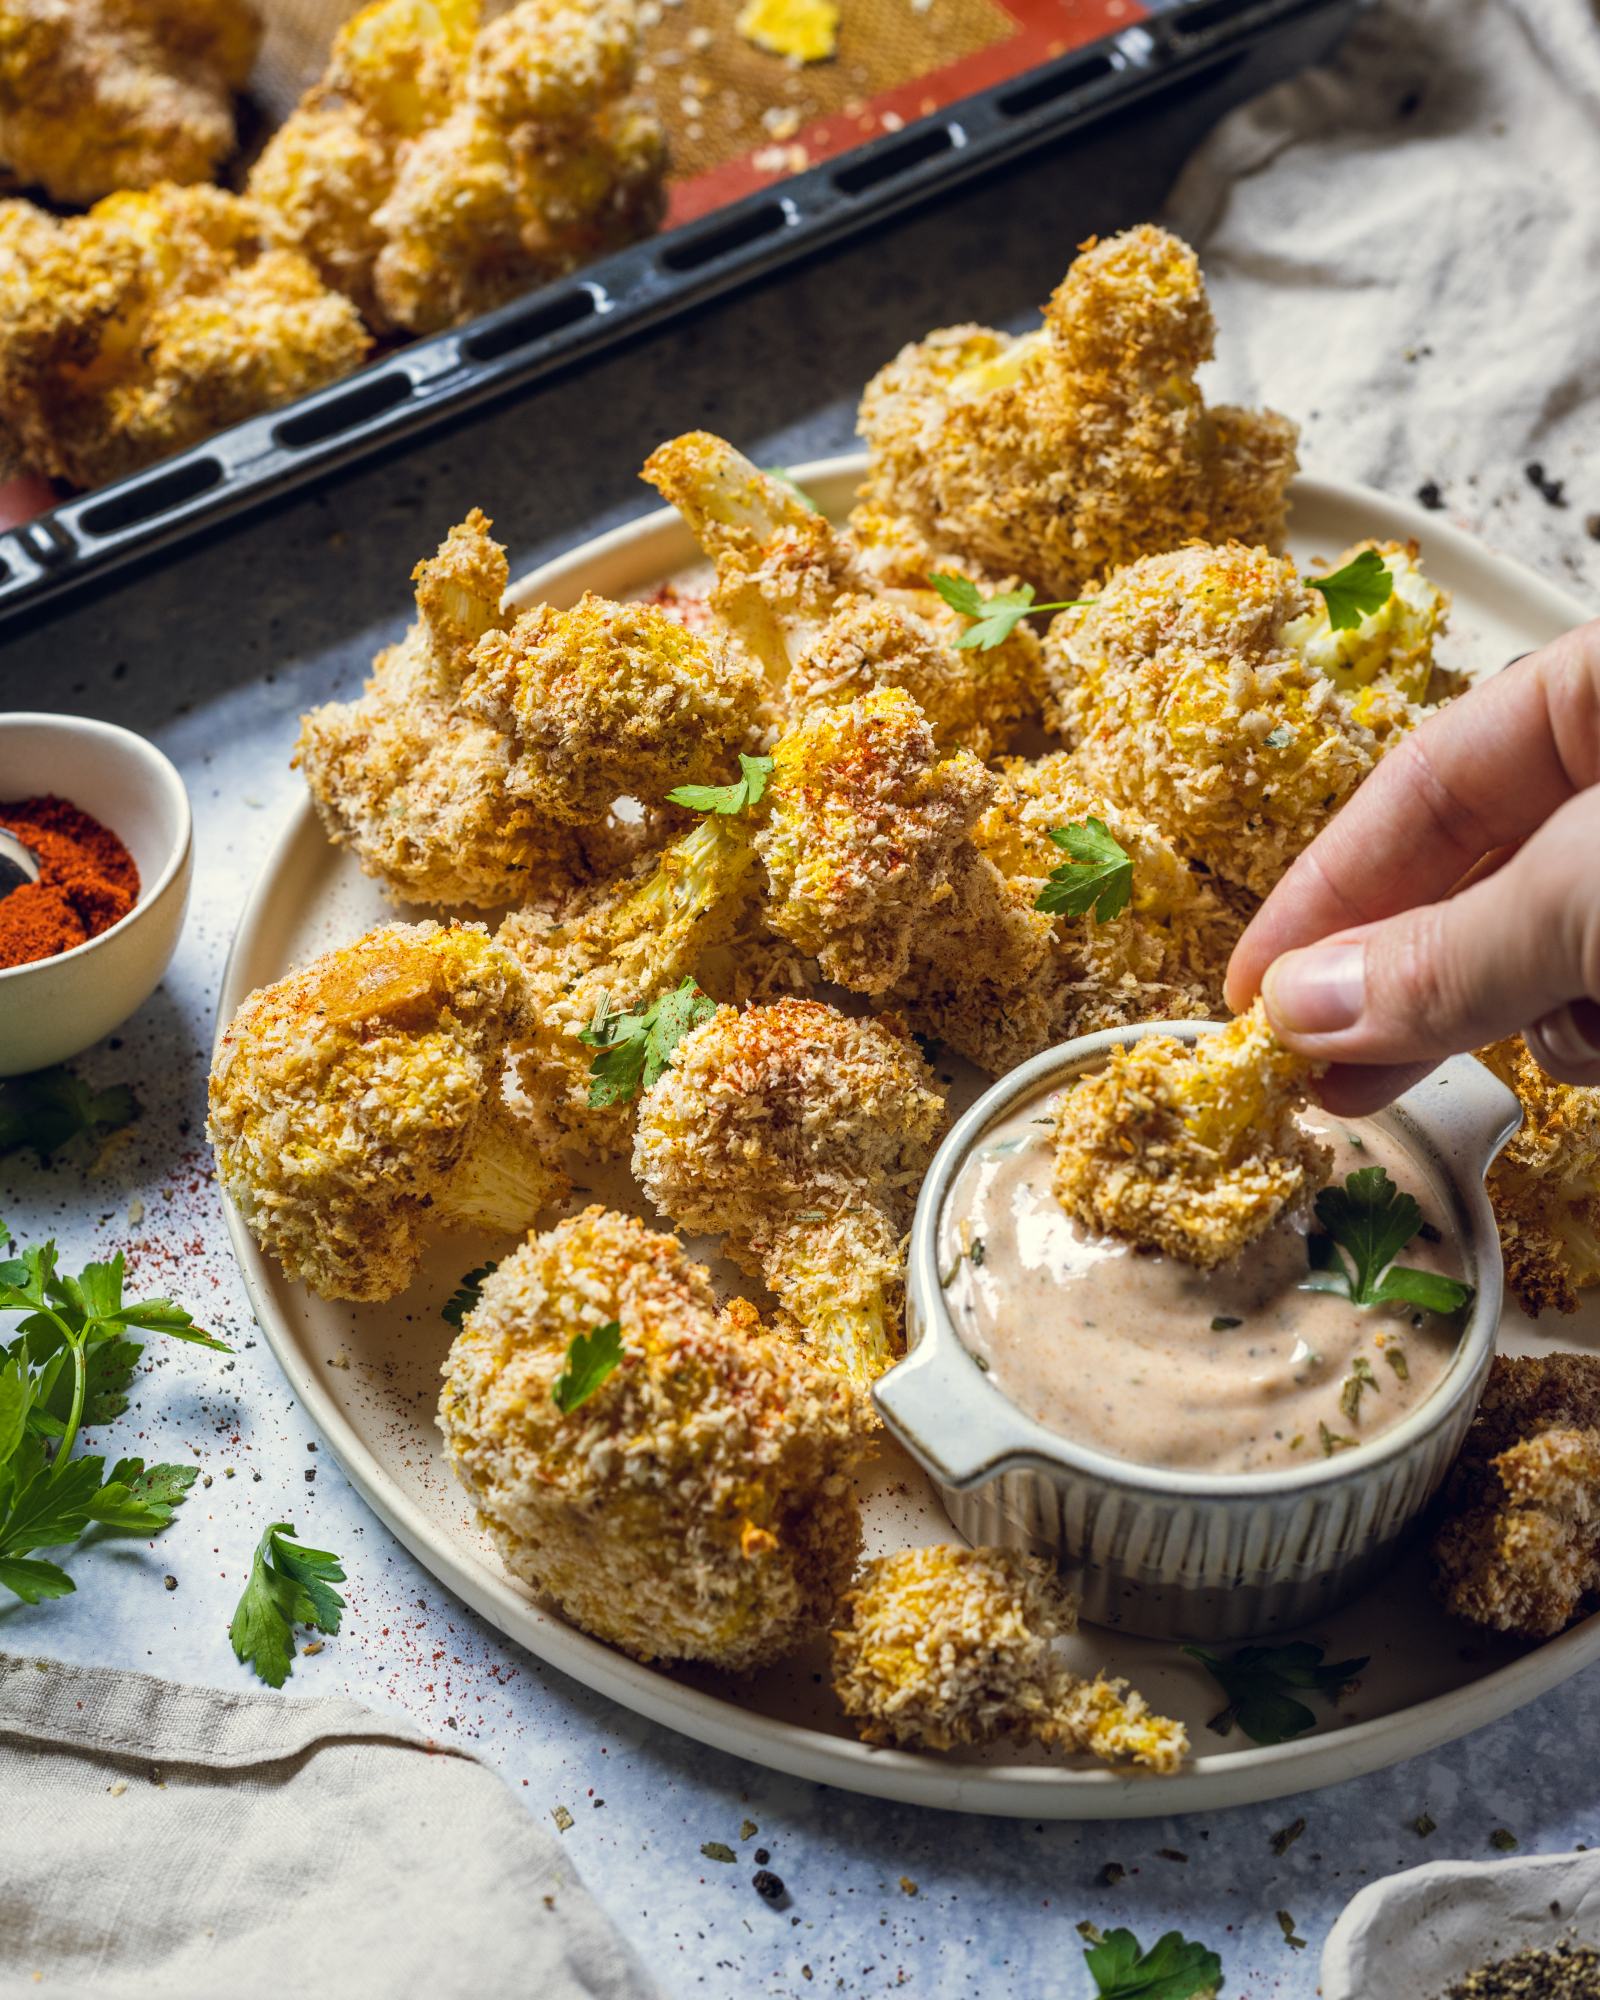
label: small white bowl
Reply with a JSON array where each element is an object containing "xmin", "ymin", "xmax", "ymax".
[{"xmin": 0, "ymin": 713, "xmax": 192, "ymax": 1076}]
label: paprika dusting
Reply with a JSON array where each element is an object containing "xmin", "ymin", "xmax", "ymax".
[{"xmin": 0, "ymin": 795, "xmax": 139, "ymax": 969}]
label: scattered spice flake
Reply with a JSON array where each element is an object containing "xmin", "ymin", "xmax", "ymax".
[
  {"xmin": 1385, "ymin": 1346, "xmax": 1411, "ymax": 1382},
  {"xmin": 740, "ymin": 1818, "xmax": 758, "ymax": 1841},
  {"xmin": 1490, "ymin": 1828, "xmax": 1519, "ymax": 1852},
  {"xmin": 1321, "ymin": 1420, "xmax": 1356, "ymax": 1456},
  {"xmin": 752, "ymin": 1868, "xmax": 787, "ymax": 1903},
  {"xmin": 1076, "ymin": 1921, "xmax": 1104, "ymax": 1945},
  {"xmin": 1270, "ymin": 1817, "xmax": 1306, "ymax": 1856},
  {"xmin": 552, "ymin": 1804, "xmax": 574, "ymax": 1832},
  {"xmin": 735, "ymin": 0, "xmax": 838, "ymax": 61},
  {"xmin": 701, "ymin": 1840, "xmax": 737, "ymax": 1863},
  {"xmin": 1097, "ymin": 1861, "xmax": 1126, "ymax": 1887},
  {"xmin": 1526, "ymin": 462, "xmax": 1568, "ymax": 508},
  {"xmin": 1414, "ymin": 1812, "xmax": 1438, "ymax": 1837},
  {"xmin": 1156, "ymin": 1848, "xmax": 1188, "ymax": 1864},
  {"xmin": 899, "ymin": 1877, "xmax": 919, "ymax": 1897},
  {"xmin": 107, "ymin": 1780, "xmax": 127, "ymax": 1797},
  {"xmin": 1277, "ymin": 1910, "xmax": 1308, "ymax": 1950}
]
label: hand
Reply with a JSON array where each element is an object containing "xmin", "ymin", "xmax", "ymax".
[{"xmin": 1225, "ymin": 619, "xmax": 1600, "ymax": 1114}]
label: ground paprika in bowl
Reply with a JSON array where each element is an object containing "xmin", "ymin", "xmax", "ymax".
[{"xmin": 0, "ymin": 794, "xmax": 140, "ymax": 969}]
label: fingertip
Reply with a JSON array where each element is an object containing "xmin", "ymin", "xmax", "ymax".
[{"xmin": 1309, "ymin": 1060, "xmax": 1440, "ymax": 1118}]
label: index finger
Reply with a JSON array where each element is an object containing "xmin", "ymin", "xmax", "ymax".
[{"xmin": 1225, "ymin": 623, "xmax": 1600, "ymax": 1009}]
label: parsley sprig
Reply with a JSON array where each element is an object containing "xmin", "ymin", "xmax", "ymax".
[
  {"xmin": 580, "ymin": 978, "xmax": 717, "ymax": 1107},
  {"xmin": 1183, "ymin": 1639, "xmax": 1369, "ymax": 1745},
  {"xmin": 928, "ymin": 572, "xmax": 1093, "ymax": 650},
  {"xmin": 1081, "ymin": 1924, "xmax": 1222, "ymax": 1999},
  {"xmin": 1035, "ymin": 818, "xmax": 1134, "ymax": 922},
  {"xmin": 0, "ymin": 1067, "xmax": 138, "ymax": 1161},
  {"xmin": 229, "ymin": 1521, "xmax": 346, "ymax": 1688},
  {"xmin": 552, "ymin": 1321, "xmax": 623, "ymax": 1414},
  {"xmin": 442, "ymin": 1262, "xmax": 497, "ymax": 1331},
  {"xmin": 1301, "ymin": 1167, "xmax": 1472, "ymax": 1315},
  {"xmin": 0, "ymin": 1229, "xmax": 227, "ymax": 1604},
  {"xmin": 1303, "ymin": 548, "xmax": 1394, "ymax": 631},
  {"xmin": 667, "ymin": 753, "xmax": 774, "ymax": 817}
]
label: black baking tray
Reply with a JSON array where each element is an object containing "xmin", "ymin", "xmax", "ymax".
[{"xmin": 0, "ymin": 0, "xmax": 1356, "ymax": 630}]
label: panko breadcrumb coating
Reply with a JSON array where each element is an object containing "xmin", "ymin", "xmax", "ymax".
[
  {"xmin": 296, "ymin": 511, "xmax": 647, "ymax": 909},
  {"xmin": 208, "ymin": 921, "xmax": 563, "ymax": 1303},
  {"xmin": 1433, "ymin": 1352, "xmax": 1600, "ymax": 1639},
  {"xmin": 1480, "ymin": 1038, "xmax": 1600, "ymax": 1317},
  {"xmin": 632, "ymin": 998, "xmax": 944, "ymax": 1382},
  {"xmin": 851, "ymin": 225, "xmax": 1298, "ymax": 601},
  {"xmin": 0, "ymin": 0, "xmax": 260, "ymax": 206},
  {"xmin": 250, "ymin": 0, "xmax": 664, "ymax": 335},
  {"xmin": 1044, "ymin": 538, "xmax": 1450, "ymax": 896},
  {"xmin": 462, "ymin": 590, "xmax": 768, "ymax": 823},
  {"xmin": 1052, "ymin": 1000, "xmax": 1328, "ymax": 1268},
  {"xmin": 438, "ymin": 1206, "xmax": 873, "ymax": 1668},
  {"xmin": 830, "ymin": 1546, "xmax": 1188, "ymax": 1767},
  {"xmin": 895, "ymin": 751, "xmax": 1238, "ymax": 1074},
  {"xmin": 0, "ymin": 183, "xmax": 369, "ymax": 489}
]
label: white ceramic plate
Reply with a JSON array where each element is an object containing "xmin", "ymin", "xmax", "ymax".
[{"xmin": 219, "ymin": 457, "xmax": 1600, "ymax": 1818}]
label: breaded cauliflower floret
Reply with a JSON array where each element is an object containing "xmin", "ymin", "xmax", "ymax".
[
  {"xmin": 250, "ymin": 0, "xmax": 664, "ymax": 335},
  {"xmin": 1052, "ymin": 1001, "xmax": 1328, "ymax": 1268},
  {"xmin": 461, "ymin": 590, "xmax": 768, "ymax": 822},
  {"xmin": 632, "ymin": 998, "xmax": 944, "ymax": 1383},
  {"xmin": 851, "ymin": 225, "xmax": 1298, "ymax": 601},
  {"xmin": 437, "ymin": 1206, "xmax": 873, "ymax": 1668},
  {"xmin": 297, "ymin": 511, "xmax": 646, "ymax": 909},
  {"xmin": 830, "ymin": 1546, "xmax": 1187, "ymax": 1768},
  {"xmin": 1433, "ymin": 1352, "xmax": 1600, "ymax": 1639},
  {"xmin": 1045, "ymin": 539, "xmax": 1449, "ymax": 897},
  {"xmin": 755, "ymin": 687, "xmax": 992, "ymax": 996},
  {"xmin": 0, "ymin": 183, "xmax": 369, "ymax": 489},
  {"xmin": 1285, "ymin": 539, "xmax": 1456, "ymax": 710},
  {"xmin": 895, "ymin": 752, "xmax": 1238, "ymax": 1074},
  {"xmin": 0, "ymin": 0, "xmax": 260, "ymax": 206},
  {"xmin": 1480, "ymin": 1038, "xmax": 1600, "ymax": 1317},
  {"xmin": 208, "ymin": 921, "xmax": 563, "ymax": 1303}
]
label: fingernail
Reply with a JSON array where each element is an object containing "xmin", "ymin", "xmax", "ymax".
[
  {"xmin": 1532, "ymin": 999, "xmax": 1600, "ymax": 1071},
  {"xmin": 1263, "ymin": 943, "xmax": 1365, "ymax": 1036}
]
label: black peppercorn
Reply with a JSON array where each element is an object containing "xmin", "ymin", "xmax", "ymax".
[{"xmin": 752, "ymin": 1870, "xmax": 786, "ymax": 1904}]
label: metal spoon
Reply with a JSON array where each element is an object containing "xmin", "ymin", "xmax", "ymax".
[{"xmin": 0, "ymin": 825, "xmax": 40, "ymax": 901}]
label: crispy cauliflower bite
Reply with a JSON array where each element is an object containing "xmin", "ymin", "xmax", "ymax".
[
  {"xmin": 0, "ymin": 183, "xmax": 369, "ymax": 489},
  {"xmin": 830, "ymin": 1546, "xmax": 1187, "ymax": 1768},
  {"xmin": 1052, "ymin": 1001, "xmax": 1328, "ymax": 1268},
  {"xmin": 755, "ymin": 687, "xmax": 992, "ymax": 996},
  {"xmin": 851, "ymin": 225, "xmax": 1298, "ymax": 601},
  {"xmin": 437, "ymin": 1206, "xmax": 873, "ymax": 1668},
  {"xmin": 1479, "ymin": 1039, "xmax": 1600, "ymax": 1316},
  {"xmin": 895, "ymin": 752, "xmax": 1237, "ymax": 1074},
  {"xmin": 208, "ymin": 921, "xmax": 563, "ymax": 1303},
  {"xmin": 0, "ymin": 0, "xmax": 260, "ymax": 206},
  {"xmin": 632, "ymin": 998, "xmax": 944, "ymax": 1383},
  {"xmin": 1045, "ymin": 540, "xmax": 1436, "ymax": 897},
  {"xmin": 1433, "ymin": 1353, "xmax": 1600, "ymax": 1639},
  {"xmin": 462, "ymin": 590, "xmax": 768, "ymax": 822}
]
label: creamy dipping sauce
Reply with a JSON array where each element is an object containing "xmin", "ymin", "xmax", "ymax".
[{"xmin": 940, "ymin": 1089, "xmax": 1467, "ymax": 1475}]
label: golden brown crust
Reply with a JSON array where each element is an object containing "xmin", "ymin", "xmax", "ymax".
[{"xmin": 1480, "ymin": 1038, "xmax": 1600, "ymax": 1316}]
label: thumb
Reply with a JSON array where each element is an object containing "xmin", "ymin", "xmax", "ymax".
[{"xmin": 1261, "ymin": 788, "xmax": 1600, "ymax": 1099}]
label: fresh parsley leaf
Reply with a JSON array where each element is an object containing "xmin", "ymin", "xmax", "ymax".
[
  {"xmin": 442, "ymin": 1262, "xmax": 497, "ymax": 1331},
  {"xmin": 1035, "ymin": 819, "xmax": 1134, "ymax": 922},
  {"xmin": 0, "ymin": 1068, "xmax": 138, "ymax": 1161},
  {"xmin": 580, "ymin": 978, "xmax": 717, "ymax": 1108},
  {"xmin": 667, "ymin": 752, "xmax": 774, "ymax": 817},
  {"xmin": 927, "ymin": 571, "xmax": 1092, "ymax": 650},
  {"xmin": 1082, "ymin": 1924, "xmax": 1222, "ymax": 1999},
  {"xmin": 1184, "ymin": 1640, "xmax": 1369, "ymax": 1746},
  {"xmin": 1302, "ymin": 1167, "xmax": 1472, "ymax": 1314},
  {"xmin": 229, "ymin": 1522, "xmax": 346, "ymax": 1689},
  {"xmin": 0, "ymin": 1555, "xmax": 74, "ymax": 1601},
  {"xmin": 1303, "ymin": 548, "xmax": 1394, "ymax": 632},
  {"xmin": 85, "ymin": 1459, "xmax": 198, "ymax": 1533},
  {"xmin": 551, "ymin": 1321, "xmax": 624, "ymax": 1415}
]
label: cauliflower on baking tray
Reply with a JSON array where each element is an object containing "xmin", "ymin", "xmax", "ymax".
[
  {"xmin": 461, "ymin": 590, "xmax": 769, "ymax": 824},
  {"xmin": 1433, "ymin": 1352, "xmax": 1600, "ymax": 1640},
  {"xmin": 642, "ymin": 431, "xmax": 1044, "ymax": 756},
  {"xmin": 893, "ymin": 751, "xmax": 1237, "ymax": 1075},
  {"xmin": 1052, "ymin": 1000, "xmax": 1328, "ymax": 1268},
  {"xmin": 1480, "ymin": 1038, "xmax": 1600, "ymax": 1317},
  {"xmin": 437, "ymin": 1205, "xmax": 874, "ymax": 1668},
  {"xmin": 850, "ymin": 224, "xmax": 1298, "ymax": 601},
  {"xmin": 0, "ymin": 184, "xmax": 369, "ymax": 488},
  {"xmin": 632, "ymin": 997, "xmax": 944, "ymax": 1384},
  {"xmin": 0, "ymin": 0, "xmax": 260, "ymax": 206},
  {"xmin": 296, "ymin": 511, "xmax": 648, "ymax": 910},
  {"xmin": 1044, "ymin": 537, "xmax": 1451, "ymax": 897},
  {"xmin": 208, "ymin": 921, "xmax": 563, "ymax": 1303},
  {"xmin": 249, "ymin": 0, "xmax": 665, "ymax": 335},
  {"xmin": 830, "ymin": 1546, "xmax": 1187, "ymax": 1767}
]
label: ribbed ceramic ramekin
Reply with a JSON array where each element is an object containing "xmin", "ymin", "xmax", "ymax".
[{"xmin": 875, "ymin": 1023, "xmax": 1522, "ymax": 1641}]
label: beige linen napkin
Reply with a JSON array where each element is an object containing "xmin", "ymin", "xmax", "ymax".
[{"xmin": 0, "ymin": 1651, "xmax": 659, "ymax": 1999}]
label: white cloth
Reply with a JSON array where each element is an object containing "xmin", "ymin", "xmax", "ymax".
[
  {"xmin": 1166, "ymin": 0, "xmax": 1600, "ymax": 605},
  {"xmin": 0, "ymin": 1651, "xmax": 659, "ymax": 2000}
]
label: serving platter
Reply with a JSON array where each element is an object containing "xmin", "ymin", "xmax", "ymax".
[{"xmin": 218, "ymin": 456, "xmax": 1600, "ymax": 1817}]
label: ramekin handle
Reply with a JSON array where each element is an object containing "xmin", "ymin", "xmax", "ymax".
[
  {"xmin": 1401, "ymin": 1052, "xmax": 1523, "ymax": 1180},
  {"xmin": 873, "ymin": 1338, "xmax": 1021, "ymax": 1489}
]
